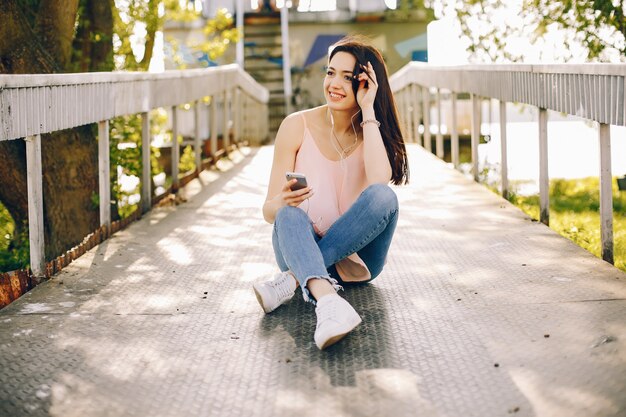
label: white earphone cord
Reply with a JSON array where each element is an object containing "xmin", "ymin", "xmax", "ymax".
[{"xmin": 329, "ymin": 109, "xmax": 361, "ymax": 171}]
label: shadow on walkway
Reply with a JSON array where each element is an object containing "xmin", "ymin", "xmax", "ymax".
[{"xmin": 0, "ymin": 145, "xmax": 625, "ymax": 417}]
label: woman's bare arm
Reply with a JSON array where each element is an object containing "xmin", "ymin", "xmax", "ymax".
[
  {"xmin": 361, "ymin": 107, "xmax": 392, "ymax": 184},
  {"xmin": 356, "ymin": 61, "xmax": 392, "ymax": 184},
  {"xmin": 262, "ymin": 113, "xmax": 314, "ymax": 223}
]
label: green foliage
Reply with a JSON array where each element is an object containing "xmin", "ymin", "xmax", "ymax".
[
  {"xmin": 107, "ymin": 3, "xmax": 237, "ymax": 218},
  {"xmin": 113, "ymin": 0, "xmax": 203, "ymax": 70},
  {"xmin": 1, "ymin": 1, "xmax": 238, "ymax": 269},
  {"xmin": 114, "ymin": 1, "xmax": 239, "ymax": 70},
  {"xmin": 385, "ymin": 1, "xmax": 434, "ymax": 22},
  {"xmin": 163, "ymin": 0, "xmax": 201, "ymax": 22},
  {"xmin": 109, "ymin": 111, "xmax": 166, "ymax": 218},
  {"xmin": 110, "ymin": 114, "xmax": 141, "ymax": 218},
  {"xmin": 113, "ymin": 0, "xmax": 159, "ymax": 70},
  {"xmin": 201, "ymin": 9, "xmax": 240, "ymax": 61},
  {"xmin": 179, "ymin": 144, "xmax": 196, "ymax": 174},
  {"xmin": 107, "ymin": 5, "xmax": 237, "ymax": 217},
  {"xmin": 524, "ymin": 0, "xmax": 625, "ymax": 59},
  {"xmin": 507, "ymin": 177, "xmax": 626, "ymax": 272},
  {"xmin": 439, "ymin": 0, "xmax": 626, "ymax": 61},
  {"xmin": 90, "ymin": 191, "xmax": 100, "ymax": 210},
  {"xmin": 168, "ymin": 8, "xmax": 240, "ymax": 67},
  {"xmin": 0, "ymin": 203, "xmax": 29, "ymax": 271}
]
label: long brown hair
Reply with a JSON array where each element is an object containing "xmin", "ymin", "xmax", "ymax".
[{"xmin": 329, "ymin": 35, "xmax": 409, "ymax": 185}]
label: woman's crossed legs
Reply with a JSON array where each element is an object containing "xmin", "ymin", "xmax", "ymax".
[{"xmin": 272, "ymin": 183, "xmax": 399, "ymax": 302}]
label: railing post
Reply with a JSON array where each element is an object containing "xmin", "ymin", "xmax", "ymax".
[
  {"xmin": 280, "ymin": 4, "xmax": 292, "ymax": 116},
  {"xmin": 397, "ymin": 90, "xmax": 405, "ymax": 140},
  {"xmin": 451, "ymin": 93, "xmax": 459, "ymax": 169},
  {"xmin": 247, "ymin": 96, "xmax": 253, "ymax": 144},
  {"xmin": 257, "ymin": 99, "xmax": 263, "ymax": 144},
  {"xmin": 98, "ymin": 120, "xmax": 111, "ymax": 229},
  {"xmin": 25, "ymin": 134, "xmax": 45, "ymax": 279},
  {"xmin": 598, "ymin": 123, "xmax": 614, "ymax": 264},
  {"xmin": 240, "ymin": 92, "xmax": 247, "ymax": 143},
  {"xmin": 194, "ymin": 100, "xmax": 202, "ymax": 173},
  {"xmin": 264, "ymin": 100, "xmax": 269, "ymax": 141},
  {"xmin": 405, "ymin": 89, "xmax": 413, "ymax": 143},
  {"xmin": 141, "ymin": 112, "xmax": 151, "ymax": 213},
  {"xmin": 396, "ymin": 90, "xmax": 403, "ymax": 136},
  {"xmin": 436, "ymin": 88, "xmax": 444, "ymax": 158},
  {"xmin": 470, "ymin": 94, "xmax": 480, "ymax": 181},
  {"xmin": 538, "ymin": 108, "xmax": 549, "ymax": 225},
  {"xmin": 411, "ymin": 84, "xmax": 421, "ymax": 146},
  {"xmin": 240, "ymin": 91, "xmax": 245, "ymax": 144},
  {"xmin": 499, "ymin": 101, "xmax": 509, "ymax": 200},
  {"xmin": 233, "ymin": 87, "xmax": 240, "ymax": 145},
  {"xmin": 398, "ymin": 90, "xmax": 406, "ymax": 139},
  {"xmin": 223, "ymin": 90, "xmax": 230, "ymax": 150},
  {"xmin": 422, "ymin": 87, "xmax": 431, "ymax": 152},
  {"xmin": 171, "ymin": 105, "xmax": 179, "ymax": 192},
  {"xmin": 210, "ymin": 96, "xmax": 218, "ymax": 157}
]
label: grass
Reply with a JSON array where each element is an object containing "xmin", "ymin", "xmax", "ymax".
[{"xmin": 506, "ymin": 177, "xmax": 626, "ymax": 272}]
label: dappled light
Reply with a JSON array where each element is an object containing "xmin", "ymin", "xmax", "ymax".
[
  {"xmin": 510, "ymin": 368, "xmax": 621, "ymax": 416},
  {"xmin": 157, "ymin": 237, "xmax": 194, "ymax": 266},
  {"xmin": 0, "ymin": 0, "xmax": 625, "ymax": 414},
  {"xmin": 0, "ymin": 145, "xmax": 624, "ymax": 416}
]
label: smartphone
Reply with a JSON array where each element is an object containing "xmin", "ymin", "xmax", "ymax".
[{"xmin": 286, "ymin": 172, "xmax": 308, "ymax": 191}]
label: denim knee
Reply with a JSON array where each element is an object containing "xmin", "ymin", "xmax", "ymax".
[
  {"xmin": 275, "ymin": 205, "xmax": 309, "ymax": 228},
  {"xmin": 362, "ymin": 184, "xmax": 398, "ymax": 214}
]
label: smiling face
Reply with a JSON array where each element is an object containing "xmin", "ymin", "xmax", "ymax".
[{"xmin": 323, "ymin": 51, "xmax": 359, "ymax": 112}]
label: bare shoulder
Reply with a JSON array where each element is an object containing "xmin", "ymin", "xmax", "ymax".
[
  {"xmin": 299, "ymin": 105, "xmax": 327, "ymax": 125},
  {"xmin": 274, "ymin": 111, "xmax": 305, "ymax": 150},
  {"xmin": 275, "ymin": 106, "xmax": 328, "ymax": 150}
]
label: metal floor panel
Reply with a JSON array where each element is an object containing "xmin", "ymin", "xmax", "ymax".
[{"xmin": 1, "ymin": 145, "xmax": 625, "ymax": 417}]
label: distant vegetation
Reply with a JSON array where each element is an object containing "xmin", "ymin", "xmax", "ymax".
[
  {"xmin": 0, "ymin": 203, "xmax": 28, "ymax": 272},
  {"xmin": 507, "ymin": 177, "xmax": 625, "ymax": 272},
  {"xmin": 0, "ymin": 3, "xmax": 237, "ymax": 273}
]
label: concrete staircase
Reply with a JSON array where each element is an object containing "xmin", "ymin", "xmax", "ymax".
[{"xmin": 243, "ymin": 12, "xmax": 287, "ymax": 141}]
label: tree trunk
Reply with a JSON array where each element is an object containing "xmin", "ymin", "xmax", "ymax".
[
  {"xmin": 0, "ymin": 0, "xmax": 59, "ymax": 73},
  {"xmin": 138, "ymin": 0, "xmax": 159, "ymax": 70},
  {"xmin": 88, "ymin": 0, "xmax": 114, "ymax": 71},
  {"xmin": 0, "ymin": 0, "xmax": 112, "ymax": 264},
  {"xmin": 35, "ymin": 0, "xmax": 80, "ymax": 70},
  {"xmin": 73, "ymin": 0, "xmax": 114, "ymax": 72},
  {"xmin": 41, "ymin": 127, "xmax": 100, "ymax": 259}
]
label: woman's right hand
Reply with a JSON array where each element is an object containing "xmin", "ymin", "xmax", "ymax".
[{"xmin": 279, "ymin": 179, "xmax": 314, "ymax": 207}]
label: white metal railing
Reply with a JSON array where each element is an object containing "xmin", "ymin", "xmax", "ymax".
[
  {"xmin": 390, "ymin": 62, "xmax": 626, "ymax": 265},
  {"xmin": 0, "ymin": 64, "xmax": 269, "ymax": 277}
]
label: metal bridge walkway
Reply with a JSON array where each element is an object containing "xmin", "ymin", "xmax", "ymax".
[{"xmin": 1, "ymin": 144, "xmax": 625, "ymax": 417}]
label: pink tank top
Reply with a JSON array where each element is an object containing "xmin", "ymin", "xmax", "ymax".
[{"xmin": 294, "ymin": 113, "xmax": 371, "ymax": 281}]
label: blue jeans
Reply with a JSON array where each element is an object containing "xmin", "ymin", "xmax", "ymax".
[{"xmin": 272, "ymin": 183, "xmax": 399, "ymax": 303}]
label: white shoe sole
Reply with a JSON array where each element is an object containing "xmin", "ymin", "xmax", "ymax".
[
  {"xmin": 252, "ymin": 283, "xmax": 274, "ymax": 314},
  {"xmin": 317, "ymin": 315, "xmax": 362, "ymax": 350}
]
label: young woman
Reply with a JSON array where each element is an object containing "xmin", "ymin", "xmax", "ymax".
[{"xmin": 254, "ymin": 36, "xmax": 409, "ymax": 350}]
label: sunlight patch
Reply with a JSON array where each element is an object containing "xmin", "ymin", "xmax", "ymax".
[
  {"xmin": 19, "ymin": 303, "xmax": 52, "ymax": 314},
  {"xmin": 239, "ymin": 262, "xmax": 274, "ymax": 282},
  {"xmin": 157, "ymin": 237, "xmax": 193, "ymax": 265}
]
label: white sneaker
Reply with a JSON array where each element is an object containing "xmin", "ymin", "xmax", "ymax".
[
  {"xmin": 314, "ymin": 294, "xmax": 362, "ymax": 350},
  {"xmin": 253, "ymin": 272, "xmax": 297, "ymax": 313}
]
